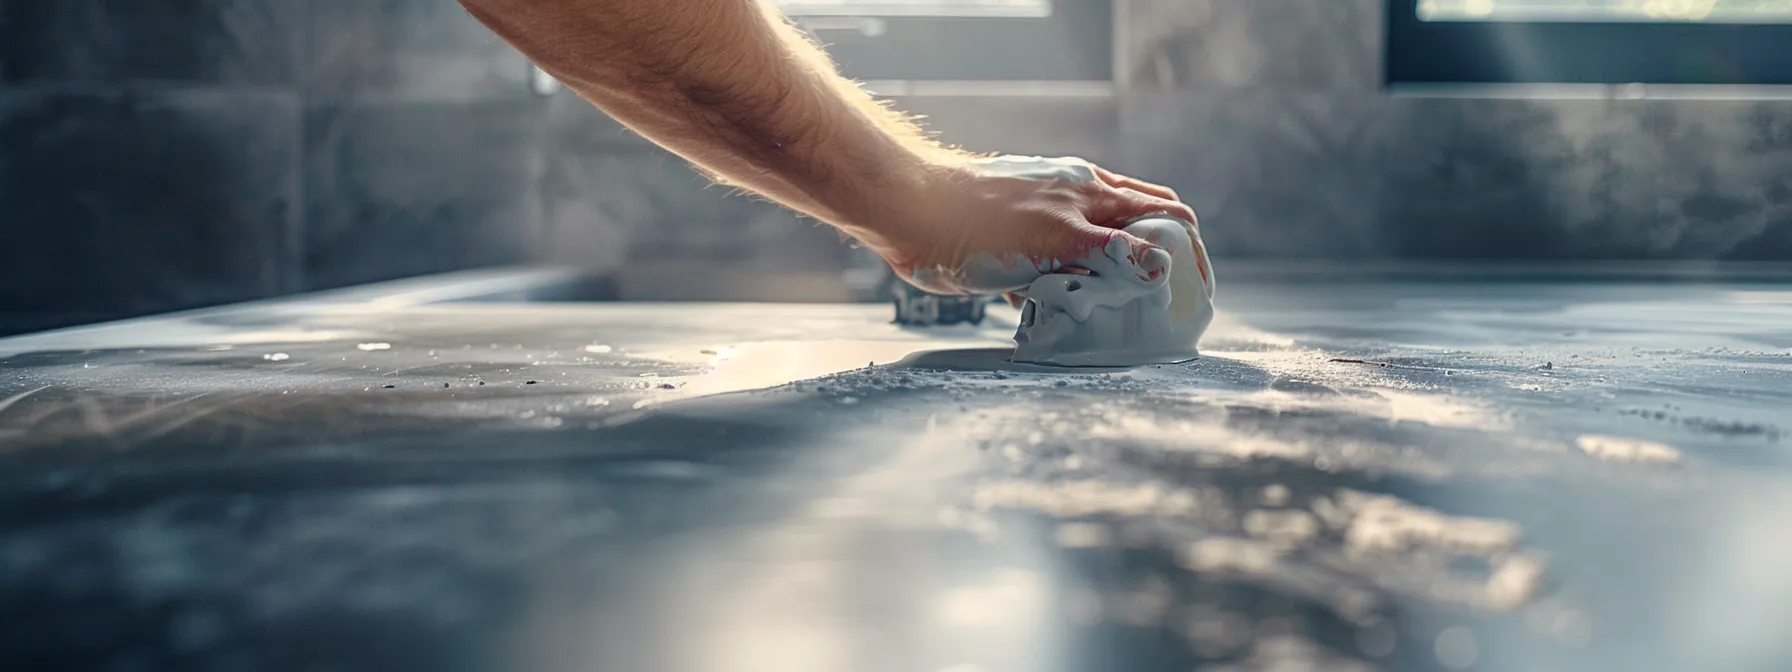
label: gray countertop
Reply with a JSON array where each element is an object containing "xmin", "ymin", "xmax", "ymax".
[{"xmin": 2, "ymin": 267, "xmax": 1790, "ymax": 671}]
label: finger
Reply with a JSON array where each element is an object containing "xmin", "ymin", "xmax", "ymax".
[
  {"xmin": 1075, "ymin": 229, "xmax": 1171, "ymax": 287},
  {"xmin": 1088, "ymin": 186, "xmax": 1199, "ymax": 231},
  {"xmin": 1149, "ymin": 196, "xmax": 1200, "ymax": 230},
  {"xmin": 1036, "ymin": 210, "xmax": 1122, "ymax": 265},
  {"xmin": 1092, "ymin": 165, "xmax": 1181, "ymax": 202}
]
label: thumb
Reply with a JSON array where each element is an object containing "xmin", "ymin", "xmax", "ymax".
[{"xmin": 1071, "ymin": 229, "xmax": 1171, "ymax": 287}]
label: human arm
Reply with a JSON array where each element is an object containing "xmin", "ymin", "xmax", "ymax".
[{"xmin": 457, "ymin": 0, "xmax": 1197, "ymax": 294}]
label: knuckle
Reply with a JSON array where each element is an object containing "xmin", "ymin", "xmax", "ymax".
[
  {"xmin": 1055, "ymin": 161, "xmax": 1097, "ymax": 184},
  {"xmin": 1133, "ymin": 192, "xmax": 1170, "ymax": 212},
  {"xmin": 1073, "ymin": 176, "xmax": 1113, "ymax": 196}
]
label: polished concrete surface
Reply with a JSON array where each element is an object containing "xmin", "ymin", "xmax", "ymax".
[{"xmin": 1, "ymin": 268, "xmax": 1789, "ymax": 671}]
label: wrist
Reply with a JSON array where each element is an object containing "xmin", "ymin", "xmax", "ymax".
[{"xmin": 829, "ymin": 148, "xmax": 968, "ymax": 259}]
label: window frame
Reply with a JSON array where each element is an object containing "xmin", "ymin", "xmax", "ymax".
[
  {"xmin": 784, "ymin": 0, "xmax": 1115, "ymax": 87},
  {"xmin": 1385, "ymin": 0, "xmax": 1792, "ymax": 88},
  {"xmin": 773, "ymin": 0, "xmax": 1053, "ymax": 18}
]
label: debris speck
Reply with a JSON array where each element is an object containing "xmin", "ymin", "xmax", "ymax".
[
  {"xmin": 356, "ymin": 342, "xmax": 392, "ymax": 351},
  {"xmin": 525, "ymin": 380, "xmax": 539, "ymax": 385},
  {"xmin": 1329, "ymin": 357, "xmax": 1388, "ymax": 367},
  {"xmin": 382, "ymin": 384, "xmax": 395, "ymax": 389},
  {"xmin": 658, "ymin": 383, "xmax": 676, "ymax": 390},
  {"xmin": 442, "ymin": 383, "xmax": 450, "ymax": 388}
]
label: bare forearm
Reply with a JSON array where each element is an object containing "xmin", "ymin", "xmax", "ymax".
[{"xmin": 458, "ymin": 0, "xmax": 957, "ymax": 244}]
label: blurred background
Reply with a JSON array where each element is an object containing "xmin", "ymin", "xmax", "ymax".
[{"xmin": 3, "ymin": 0, "xmax": 1790, "ymax": 336}]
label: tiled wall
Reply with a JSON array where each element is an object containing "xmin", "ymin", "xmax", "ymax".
[
  {"xmin": 1117, "ymin": 0, "xmax": 1792, "ymax": 259},
  {"xmin": 1, "ymin": 1, "xmax": 303, "ymax": 334},
  {"xmin": 5, "ymin": 0, "xmax": 1790, "ymax": 334},
  {"xmin": 0, "ymin": 0, "xmax": 842, "ymax": 334}
]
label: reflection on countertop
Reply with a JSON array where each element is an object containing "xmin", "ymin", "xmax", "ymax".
[{"xmin": 2, "ymin": 264, "xmax": 1790, "ymax": 671}]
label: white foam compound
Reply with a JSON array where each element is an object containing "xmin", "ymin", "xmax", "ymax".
[{"xmin": 1011, "ymin": 216, "xmax": 1215, "ymax": 367}]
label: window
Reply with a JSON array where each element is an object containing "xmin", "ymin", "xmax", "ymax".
[
  {"xmin": 1418, "ymin": 0, "xmax": 1792, "ymax": 23},
  {"xmin": 1386, "ymin": 0, "xmax": 1792, "ymax": 90},
  {"xmin": 777, "ymin": 0, "xmax": 1115, "ymax": 94},
  {"xmin": 775, "ymin": 0, "xmax": 1052, "ymax": 18}
]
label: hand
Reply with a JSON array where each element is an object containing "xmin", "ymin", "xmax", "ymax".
[{"xmin": 864, "ymin": 155, "xmax": 1199, "ymax": 296}]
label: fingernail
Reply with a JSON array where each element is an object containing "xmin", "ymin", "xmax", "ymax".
[
  {"xmin": 1101, "ymin": 232, "xmax": 1133, "ymax": 262},
  {"xmin": 1105, "ymin": 233, "xmax": 1151, "ymax": 264}
]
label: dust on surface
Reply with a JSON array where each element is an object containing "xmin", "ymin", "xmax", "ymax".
[{"xmin": 2, "ymin": 282, "xmax": 1790, "ymax": 671}]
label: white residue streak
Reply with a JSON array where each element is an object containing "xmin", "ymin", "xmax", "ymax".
[
  {"xmin": 1181, "ymin": 537, "xmax": 1283, "ymax": 574},
  {"xmin": 1310, "ymin": 490, "xmax": 1547, "ymax": 611},
  {"xmin": 1333, "ymin": 491, "xmax": 1521, "ymax": 556},
  {"xmin": 1054, "ymin": 522, "xmax": 1113, "ymax": 548},
  {"xmin": 583, "ymin": 344, "xmax": 614, "ymax": 354},
  {"xmin": 1234, "ymin": 387, "xmax": 1501, "ymax": 432},
  {"xmin": 262, "ymin": 353, "xmax": 290, "ymax": 361},
  {"xmin": 972, "ymin": 479, "xmax": 1202, "ymax": 519},
  {"xmin": 1084, "ymin": 410, "xmax": 1308, "ymax": 461},
  {"xmin": 1484, "ymin": 553, "xmax": 1549, "ymax": 611},
  {"xmin": 1242, "ymin": 509, "xmax": 1321, "ymax": 546},
  {"xmin": 1576, "ymin": 434, "xmax": 1682, "ymax": 463},
  {"xmin": 931, "ymin": 568, "xmax": 1048, "ymax": 629},
  {"xmin": 356, "ymin": 342, "xmax": 392, "ymax": 351}
]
